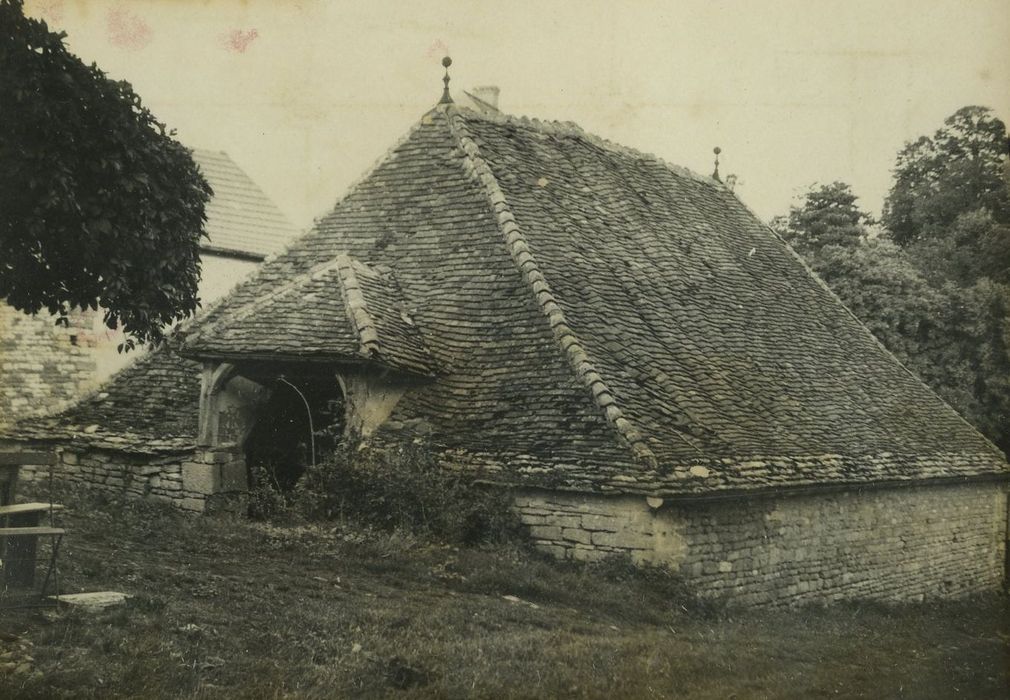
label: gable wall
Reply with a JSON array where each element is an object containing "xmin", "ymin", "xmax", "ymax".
[
  {"xmin": 0, "ymin": 305, "xmax": 102, "ymax": 426},
  {"xmin": 0, "ymin": 253, "xmax": 261, "ymax": 429},
  {"xmin": 516, "ymin": 481, "xmax": 1008, "ymax": 606}
]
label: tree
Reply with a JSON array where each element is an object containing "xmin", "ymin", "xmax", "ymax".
[
  {"xmin": 904, "ymin": 209, "xmax": 1010, "ymax": 287},
  {"xmin": 882, "ymin": 106, "xmax": 1010, "ymax": 246},
  {"xmin": 0, "ymin": 0, "xmax": 211, "ymax": 349},
  {"xmin": 811, "ymin": 241, "xmax": 1010, "ymax": 451},
  {"xmin": 778, "ymin": 182, "xmax": 1010, "ymax": 456},
  {"xmin": 776, "ymin": 181, "xmax": 870, "ymax": 255}
]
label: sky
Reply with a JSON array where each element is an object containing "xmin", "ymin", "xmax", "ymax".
[{"xmin": 23, "ymin": 0, "xmax": 1010, "ymax": 230}]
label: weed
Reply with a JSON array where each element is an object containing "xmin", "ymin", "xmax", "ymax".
[{"xmin": 287, "ymin": 441, "xmax": 523, "ymax": 545}]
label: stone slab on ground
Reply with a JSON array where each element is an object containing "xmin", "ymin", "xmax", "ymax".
[{"xmin": 50, "ymin": 592, "xmax": 131, "ymax": 609}]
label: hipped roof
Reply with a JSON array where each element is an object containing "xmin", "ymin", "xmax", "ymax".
[
  {"xmin": 11, "ymin": 103, "xmax": 1007, "ymax": 493},
  {"xmin": 178, "ymin": 104, "xmax": 1007, "ymax": 493}
]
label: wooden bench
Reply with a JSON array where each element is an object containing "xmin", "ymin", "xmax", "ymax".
[
  {"xmin": 1, "ymin": 503, "xmax": 65, "ymax": 593},
  {"xmin": 0, "ymin": 502, "xmax": 66, "ymax": 518}
]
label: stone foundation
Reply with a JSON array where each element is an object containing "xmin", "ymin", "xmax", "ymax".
[
  {"xmin": 515, "ymin": 482, "xmax": 1008, "ymax": 606},
  {"xmin": 14, "ymin": 443, "xmax": 247, "ymax": 514}
]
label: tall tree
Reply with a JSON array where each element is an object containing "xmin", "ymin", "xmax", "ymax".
[
  {"xmin": 0, "ymin": 0, "xmax": 211, "ymax": 349},
  {"xmin": 777, "ymin": 181, "xmax": 869, "ymax": 256},
  {"xmin": 882, "ymin": 106, "xmax": 1010, "ymax": 246},
  {"xmin": 778, "ymin": 182, "xmax": 1010, "ymax": 456}
]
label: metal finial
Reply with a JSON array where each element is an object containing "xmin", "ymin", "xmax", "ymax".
[
  {"xmin": 712, "ymin": 146, "xmax": 722, "ymax": 182},
  {"xmin": 439, "ymin": 56, "xmax": 453, "ymax": 104}
]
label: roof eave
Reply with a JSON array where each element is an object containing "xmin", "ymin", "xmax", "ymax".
[{"xmin": 178, "ymin": 347, "xmax": 438, "ymax": 380}]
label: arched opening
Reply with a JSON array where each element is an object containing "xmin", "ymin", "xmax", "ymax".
[{"xmin": 243, "ymin": 373, "xmax": 345, "ymax": 492}]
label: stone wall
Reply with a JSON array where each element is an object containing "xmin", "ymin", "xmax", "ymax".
[
  {"xmin": 515, "ymin": 482, "xmax": 1008, "ymax": 606},
  {"xmin": 1, "ymin": 255, "xmax": 263, "ymax": 429},
  {"xmin": 0, "ymin": 305, "xmax": 101, "ymax": 426},
  {"xmin": 15, "ymin": 443, "xmax": 247, "ymax": 514}
]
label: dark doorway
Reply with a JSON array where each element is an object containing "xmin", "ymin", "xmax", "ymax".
[{"xmin": 244, "ymin": 374, "xmax": 344, "ymax": 492}]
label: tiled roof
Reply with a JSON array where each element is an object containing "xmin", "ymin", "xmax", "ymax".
[
  {"xmin": 11, "ymin": 104, "xmax": 1007, "ymax": 492},
  {"xmin": 192, "ymin": 149, "xmax": 300, "ymax": 259},
  {"xmin": 180, "ymin": 104, "xmax": 1006, "ymax": 492},
  {"xmin": 182, "ymin": 255, "xmax": 435, "ymax": 375},
  {"xmin": 11, "ymin": 345, "xmax": 200, "ymax": 453}
]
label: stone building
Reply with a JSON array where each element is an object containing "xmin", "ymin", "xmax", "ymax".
[
  {"xmin": 0, "ymin": 149, "xmax": 299, "ymax": 427},
  {"xmin": 3, "ymin": 91, "xmax": 1008, "ymax": 606}
]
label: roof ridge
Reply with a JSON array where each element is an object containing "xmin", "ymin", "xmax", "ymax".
[
  {"xmin": 335, "ymin": 253, "xmax": 380, "ymax": 359},
  {"xmin": 443, "ymin": 105, "xmax": 660, "ymax": 468},
  {"xmin": 186, "ymin": 256, "xmax": 345, "ymax": 348},
  {"xmin": 453, "ymin": 105, "xmax": 719, "ymax": 188}
]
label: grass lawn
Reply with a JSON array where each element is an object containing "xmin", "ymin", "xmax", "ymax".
[{"xmin": 1, "ymin": 486, "xmax": 1008, "ymax": 698}]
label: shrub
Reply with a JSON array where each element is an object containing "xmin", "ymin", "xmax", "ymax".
[
  {"xmin": 246, "ymin": 462, "xmax": 291, "ymax": 521},
  {"xmin": 286, "ymin": 441, "xmax": 522, "ymax": 545}
]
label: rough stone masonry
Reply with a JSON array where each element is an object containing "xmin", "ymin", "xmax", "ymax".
[{"xmin": 515, "ymin": 481, "xmax": 1007, "ymax": 606}]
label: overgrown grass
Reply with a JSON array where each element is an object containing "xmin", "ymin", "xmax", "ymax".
[{"xmin": 1, "ymin": 483, "xmax": 1008, "ymax": 698}]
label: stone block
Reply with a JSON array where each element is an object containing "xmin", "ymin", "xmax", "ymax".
[
  {"xmin": 201, "ymin": 450, "xmax": 232, "ymax": 464},
  {"xmin": 561, "ymin": 528, "xmax": 591, "ymax": 545},
  {"xmin": 580, "ymin": 513, "xmax": 623, "ymax": 532},
  {"xmin": 533, "ymin": 542, "xmax": 567, "ymax": 559},
  {"xmin": 570, "ymin": 547, "xmax": 606, "ymax": 563},
  {"xmin": 61, "ymin": 451, "xmax": 78, "ymax": 465},
  {"xmin": 590, "ymin": 530, "xmax": 652, "ymax": 550},
  {"xmin": 219, "ymin": 460, "xmax": 248, "ymax": 492},
  {"xmin": 528, "ymin": 525, "xmax": 561, "ymax": 541},
  {"xmin": 182, "ymin": 462, "xmax": 217, "ymax": 495},
  {"xmin": 179, "ymin": 498, "xmax": 206, "ymax": 513}
]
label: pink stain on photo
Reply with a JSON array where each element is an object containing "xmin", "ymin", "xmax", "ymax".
[
  {"xmin": 106, "ymin": 6, "xmax": 152, "ymax": 50},
  {"xmin": 222, "ymin": 28, "xmax": 259, "ymax": 53},
  {"xmin": 425, "ymin": 39, "xmax": 449, "ymax": 61}
]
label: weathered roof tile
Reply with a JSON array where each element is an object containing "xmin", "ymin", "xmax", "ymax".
[{"xmin": 10, "ymin": 104, "xmax": 1007, "ymax": 492}]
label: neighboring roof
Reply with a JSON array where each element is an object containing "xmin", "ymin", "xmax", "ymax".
[
  {"xmin": 182, "ymin": 254, "xmax": 436, "ymax": 376},
  {"xmin": 12, "ymin": 103, "xmax": 1007, "ymax": 493},
  {"xmin": 12, "ymin": 345, "xmax": 200, "ymax": 453},
  {"xmin": 192, "ymin": 149, "xmax": 300, "ymax": 259}
]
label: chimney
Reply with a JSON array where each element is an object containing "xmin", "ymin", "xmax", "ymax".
[{"xmin": 466, "ymin": 85, "xmax": 500, "ymax": 113}]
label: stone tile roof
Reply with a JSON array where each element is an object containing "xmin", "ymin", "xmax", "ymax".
[
  {"xmin": 11, "ymin": 345, "xmax": 200, "ymax": 453},
  {"xmin": 10, "ymin": 104, "xmax": 1007, "ymax": 491},
  {"xmin": 192, "ymin": 149, "xmax": 300, "ymax": 259},
  {"xmin": 181, "ymin": 254, "xmax": 435, "ymax": 375},
  {"xmin": 182, "ymin": 104, "xmax": 1005, "ymax": 491}
]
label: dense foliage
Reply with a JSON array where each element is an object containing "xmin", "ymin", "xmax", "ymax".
[
  {"xmin": 775, "ymin": 118, "xmax": 1010, "ymax": 455},
  {"xmin": 882, "ymin": 106, "xmax": 1010, "ymax": 248},
  {"xmin": 0, "ymin": 0, "xmax": 211, "ymax": 349}
]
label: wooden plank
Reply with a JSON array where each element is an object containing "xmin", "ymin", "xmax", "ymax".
[
  {"xmin": 0, "ymin": 452, "xmax": 57, "ymax": 466},
  {"xmin": 0, "ymin": 503, "xmax": 65, "ymax": 516},
  {"xmin": 0, "ymin": 527, "xmax": 65, "ymax": 536}
]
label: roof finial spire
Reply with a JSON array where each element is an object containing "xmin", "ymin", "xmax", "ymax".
[
  {"xmin": 439, "ymin": 56, "xmax": 453, "ymax": 104},
  {"xmin": 712, "ymin": 146, "xmax": 722, "ymax": 182}
]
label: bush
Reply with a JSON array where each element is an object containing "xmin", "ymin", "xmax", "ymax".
[
  {"xmin": 246, "ymin": 463, "xmax": 290, "ymax": 521},
  {"xmin": 256, "ymin": 441, "xmax": 522, "ymax": 545}
]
